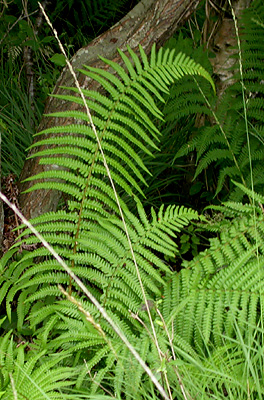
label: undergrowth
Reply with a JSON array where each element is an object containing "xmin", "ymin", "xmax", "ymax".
[{"xmin": 1, "ymin": 0, "xmax": 264, "ymax": 399}]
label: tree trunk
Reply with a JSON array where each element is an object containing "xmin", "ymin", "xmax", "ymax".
[
  {"xmin": 19, "ymin": 0, "xmax": 202, "ymax": 219},
  {"xmin": 208, "ymin": 0, "xmax": 252, "ymax": 98}
]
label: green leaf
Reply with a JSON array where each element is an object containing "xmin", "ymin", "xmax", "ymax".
[{"xmin": 49, "ymin": 53, "xmax": 66, "ymax": 66}]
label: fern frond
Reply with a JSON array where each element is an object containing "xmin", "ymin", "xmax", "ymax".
[
  {"xmin": 0, "ymin": 337, "xmax": 78, "ymax": 400},
  {"xmin": 173, "ymin": 1, "xmax": 264, "ymax": 201},
  {"xmin": 162, "ymin": 206, "xmax": 264, "ymax": 353},
  {"xmin": 0, "ymin": 202, "xmax": 199, "ymax": 399},
  {"xmin": 0, "ymin": 43, "xmax": 215, "ymax": 398},
  {"xmin": 25, "ymin": 44, "xmax": 214, "ymax": 213}
]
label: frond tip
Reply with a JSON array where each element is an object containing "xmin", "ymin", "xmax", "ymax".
[{"xmin": 26, "ymin": 43, "xmax": 215, "ymax": 214}]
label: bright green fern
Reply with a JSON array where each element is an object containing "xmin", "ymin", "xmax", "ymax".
[
  {"xmin": 1, "ymin": 32, "xmax": 264, "ymax": 399},
  {"xmin": 162, "ymin": 184, "xmax": 264, "ymax": 353},
  {"xmin": 0, "ymin": 43, "xmax": 213, "ymax": 397}
]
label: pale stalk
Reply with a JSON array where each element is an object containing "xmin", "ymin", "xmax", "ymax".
[
  {"xmin": 0, "ymin": 192, "xmax": 170, "ymax": 400},
  {"xmin": 38, "ymin": 1, "xmax": 167, "ymax": 391}
]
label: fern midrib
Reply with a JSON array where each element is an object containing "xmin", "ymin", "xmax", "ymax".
[
  {"xmin": 194, "ymin": 77, "xmax": 250, "ymax": 200},
  {"xmin": 70, "ymin": 76, "xmax": 156, "ymax": 277}
]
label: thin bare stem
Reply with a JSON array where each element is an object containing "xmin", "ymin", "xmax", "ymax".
[
  {"xmin": 58, "ymin": 285, "xmax": 118, "ymax": 358},
  {"xmin": 156, "ymin": 307, "xmax": 193, "ymax": 400},
  {"xmin": 194, "ymin": 77, "xmax": 247, "ymax": 192},
  {"xmin": 9, "ymin": 373, "xmax": 18, "ymax": 400},
  {"xmin": 37, "ymin": 1, "xmax": 167, "ymax": 391},
  {"xmin": 0, "ymin": 192, "xmax": 170, "ymax": 400}
]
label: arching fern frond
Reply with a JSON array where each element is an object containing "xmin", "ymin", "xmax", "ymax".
[
  {"xmin": 162, "ymin": 200, "xmax": 264, "ymax": 353},
  {"xmin": 23, "ymin": 44, "xmax": 214, "ymax": 212},
  {"xmin": 0, "ymin": 332, "xmax": 78, "ymax": 400},
  {"xmin": 174, "ymin": 1, "xmax": 264, "ymax": 201},
  {"xmin": 0, "ymin": 43, "xmax": 214, "ymax": 397},
  {"xmin": 1, "ymin": 43, "xmax": 211, "ymax": 330},
  {"xmin": 3, "ymin": 203, "xmax": 199, "ymax": 334}
]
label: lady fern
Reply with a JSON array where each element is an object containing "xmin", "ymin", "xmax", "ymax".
[
  {"xmin": 172, "ymin": 0, "xmax": 264, "ymax": 202},
  {"xmin": 0, "ymin": 44, "xmax": 214, "ymax": 396},
  {"xmin": 1, "ymin": 28, "xmax": 264, "ymax": 398},
  {"xmin": 162, "ymin": 189, "xmax": 264, "ymax": 353},
  {"xmin": 0, "ymin": 322, "xmax": 79, "ymax": 400}
]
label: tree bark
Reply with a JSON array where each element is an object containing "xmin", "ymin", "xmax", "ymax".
[
  {"xmin": 19, "ymin": 0, "xmax": 202, "ymax": 219},
  {"xmin": 208, "ymin": 0, "xmax": 252, "ymax": 98}
]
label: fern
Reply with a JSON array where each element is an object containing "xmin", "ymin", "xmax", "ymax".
[
  {"xmin": 24, "ymin": 43, "xmax": 214, "ymax": 205},
  {"xmin": 140, "ymin": 36, "xmax": 215, "ymax": 208},
  {"xmin": 162, "ymin": 189, "xmax": 264, "ymax": 353},
  {"xmin": 8, "ymin": 44, "xmax": 211, "ymax": 323},
  {"xmin": 2, "ymin": 26, "xmax": 264, "ymax": 398},
  {"xmin": 0, "ymin": 322, "xmax": 79, "ymax": 400},
  {"xmin": 0, "ymin": 44, "xmax": 215, "ymax": 396},
  {"xmin": 173, "ymin": 0, "xmax": 264, "ymax": 201}
]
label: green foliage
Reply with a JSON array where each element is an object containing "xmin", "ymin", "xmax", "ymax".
[
  {"xmin": 140, "ymin": 34, "xmax": 214, "ymax": 209},
  {"xmin": 163, "ymin": 195, "xmax": 264, "ymax": 351},
  {"xmin": 0, "ymin": 0, "xmax": 137, "ymax": 176},
  {"xmin": 0, "ymin": 44, "xmax": 213, "ymax": 397},
  {"xmin": 0, "ymin": 318, "xmax": 82, "ymax": 400},
  {"xmin": 23, "ymin": 44, "xmax": 214, "ymax": 204},
  {"xmin": 172, "ymin": 0, "xmax": 264, "ymax": 202},
  {"xmin": 0, "ymin": 2, "xmax": 59, "ymax": 175},
  {"xmin": 1, "ymin": 2, "xmax": 264, "ymax": 398},
  {"xmin": 0, "ymin": 89, "xmax": 40, "ymax": 175}
]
